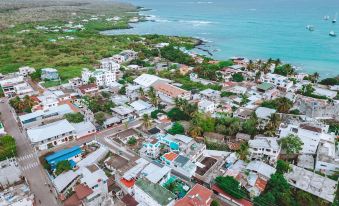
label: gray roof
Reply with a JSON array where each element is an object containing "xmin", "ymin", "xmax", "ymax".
[
  {"xmin": 255, "ymin": 107, "xmax": 276, "ymax": 120},
  {"xmin": 246, "ymin": 161, "xmax": 276, "ymax": 178},
  {"xmin": 53, "ymin": 170, "xmax": 78, "ymax": 193},
  {"xmin": 174, "ymin": 155, "xmax": 189, "ymax": 167},
  {"xmin": 249, "ymin": 137, "xmax": 279, "ymax": 150},
  {"xmin": 27, "ymin": 119, "xmax": 75, "ymax": 143}
]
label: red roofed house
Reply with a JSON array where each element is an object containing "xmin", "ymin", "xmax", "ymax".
[
  {"xmin": 64, "ymin": 184, "xmax": 93, "ymax": 206},
  {"xmin": 212, "ymin": 184, "xmax": 253, "ymax": 206},
  {"xmin": 175, "ymin": 184, "xmax": 213, "ymax": 206},
  {"xmin": 77, "ymin": 83, "xmax": 99, "ymax": 96}
]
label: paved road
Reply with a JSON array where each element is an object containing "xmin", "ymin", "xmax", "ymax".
[{"xmin": 0, "ymin": 99, "xmax": 60, "ymax": 206}]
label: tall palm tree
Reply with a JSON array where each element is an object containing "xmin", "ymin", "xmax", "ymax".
[
  {"xmin": 277, "ymin": 98, "xmax": 292, "ymax": 113},
  {"xmin": 246, "ymin": 60, "xmax": 255, "ymax": 71},
  {"xmin": 275, "ymin": 58, "xmax": 282, "ymax": 66},
  {"xmin": 313, "ymin": 72, "xmax": 320, "ymax": 84},
  {"xmin": 142, "ymin": 114, "xmax": 152, "ymax": 130},
  {"xmin": 184, "ymin": 103, "xmax": 198, "ymax": 118}
]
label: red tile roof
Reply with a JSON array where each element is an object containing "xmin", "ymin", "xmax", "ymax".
[
  {"xmin": 74, "ymin": 184, "xmax": 93, "ymax": 200},
  {"xmin": 175, "ymin": 184, "xmax": 213, "ymax": 206},
  {"xmin": 211, "ymin": 185, "xmax": 253, "ymax": 206},
  {"xmin": 255, "ymin": 177, "xmax": 267, "ymax": 192},
  {"xmin": 163, "ymin": 152, "xmax": 178, "ymax": 161},
  {"xmin": 63, "ymin": 194, "xmax": 82, "ymax": 206},
  {"xmin": 120, "ymin": 178, "xmax": 135, "ymax": 188}
]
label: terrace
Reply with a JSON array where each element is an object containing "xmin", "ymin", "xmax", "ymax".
[{"xmin": 196, "ymin": 156, "xmax": 217, "ymax": 176}]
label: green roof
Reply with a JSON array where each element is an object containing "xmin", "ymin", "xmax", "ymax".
[
  {"xmin": 257, "ymin": 82, "xmax": 274, "ymax": 91},
  {"xmin": 135, "ymin": 178, "xmax": 176, "ymax": 205}
]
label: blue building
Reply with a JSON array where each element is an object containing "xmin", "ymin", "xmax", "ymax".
[{"xmin": 45, "ymin": 146, "xmax": 82, "ymax": 170}]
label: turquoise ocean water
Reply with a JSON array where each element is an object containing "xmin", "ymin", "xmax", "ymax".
[{"xmin": 104, "ymin": 0, "xmax": 339, "ymax": 76}]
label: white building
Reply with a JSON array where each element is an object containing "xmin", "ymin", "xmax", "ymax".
[
  {"xmin": 81, "ymin": 68, "xmax": 116, "ymax": 87},
  {"xmin": 133, "ymin": 73, "xmax": 170, "ymax": 89},
  {"xmin": 261, "ymin": 73, "xmax": 293, "ymax": 91},
  {"xmin": 279, "ymin": 122, "xmax": 335, "ymax": 154},
  {"xmin": 76, "ymin": 164, "xmax": 110, "ymax": 206},
  {"xmin": 140, "ymin": 163, "xmax": 171, "ymax": 185},
  {"xmin": 284, "ymin": 165, "xmax": 338, "ymax": 203},
  {"xmin": 19, "ymin": 66, "xmax": 36, "ymax": 77},
  {"xmin": 314, "ymin": 87, "xmax": 337, "ymax": 99},
  {"xmin": 248, "ymin": 137, "xmax": 281, "ymax": 164},
  {"xmin": 0, "ymin": 75, "xmax": 25, "ymax": 97},
  {"xmin": 255, "ymin": 107, "xmax": 277, "ymax": 129},
  {"xmin": 27, "ymin": 119, "xmax": 76, "ymax": 150},
  {"xmin": 245, "ymin": 161, "xmax": 276, "ymax": 180},
  {"xmin": 315, "ymin": 140, "xmax": 339, "ymax": 175},
  {"xmin": 198, "ymin": 99, "xmax": 216, "ymax": 114},
  {"xmin": 71, "ymin": 121, "xmax": 96, "ymax": 139},
  {"xmin": 99, "ymin": 58, "xmax": 120, "ymax": 72},
  {"xmin": 140, "ymin": 138, "xmax": 161, "ymax": 159},
  {"xmin": 134, "ymin": 178, "xmax": 176, "ymax": 206}
]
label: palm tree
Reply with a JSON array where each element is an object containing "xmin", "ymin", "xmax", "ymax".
[
  {"xmin": 183, "ymin": 103, "xmax": 198, "ymax": 118},
  {"xmin": 189, "ymin": 125, "xmax": 203, "ymax": 138},
  {"xmin": 275, "ymin": 58, "xmax": 282, "ymax": 66},
  {"xmin": 255, "ymin": 71, "xmax": 261, "ymax": 82},
  {"xmin": 262, "ymin": 63, "xmax": 271, "ymax": 74},
  {"xmin": 138, "ymin": 87, "xmax": 145, "ymax": 98},
  {"xmin": 142, "ymin": 114, "xmax": 152, "ymax": 130},
  {"xmin": 246, "ymin": 60, "xmax": 255, "ymax": 71},
  {"xmin": 236, "ymin": 143, "xmax": 249, "ymax": 161},
  {"xmin": 277, "ymin": 98, "xmax": 292, "ymax": 113},
  {"xmin": 313, "ymin": 72, "xmax": 320, "ymax": 84},
  {"xmin": 23, "ymin": 95, "xmax": 35, "ymax": 108}
]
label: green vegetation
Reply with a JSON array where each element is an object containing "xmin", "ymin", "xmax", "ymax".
[
  {"xmin": 142, "ymin": 114, "xmax": 152, "ymax": 130},
  {"xmin": 211, "ymin": 200, "xmax": 220, "ymax": 206},
  {"xmin": 261, "ymin": 97, "xmax": 293, "ymax": 113},
  {"xmin": 254, "ymin": 172, "xmax": 331, "ymax": 206},
  {"xmin": 221, "ymin": 91, "xmax": 236, "ymax": 97},
  {"xmin": 41, "ymin": 80, "xmax": 61, "ymax": 88},
  {"xmin": 204, "ymin": 139, "xmax": 229, "ymax": 151},
  {"xmin": 276, "ymin": 160, "xmax": 290, "ymax": 174},
  {"xmin": 274, "ymin": 64, "xmax": 295, "ymax": 76},
  {"xmin": 236, "ymin": 142, "xmax": 250, "ymax": 160},
  {"xmin": 0, "ymin": 135, "xmax": 17, "ymax": 161},
  {"xmin": 168, "ymin": 122, "xmax": 185, "ymax": 135},
  {"xmin": 127, "ymin": 137, "xmax": 137, "ymax": 145},
  {"xmin": 278, "ymin": 134, "xmax": 303, "ymax": 155},
  {"xmin": 160, "ymin": 45, "xmax": 195, "ymax": 66},
  {"xmin": 55, "ymin": 160, "xmax": 72, "ymax": 175},
  {"xmin": 94, "ymin": 112, "xmax": 105, "ymax": 125},
  {"xmin": 64, "ymin": 112, "xmax": 84, "ymax": 123},
  {"xmin": 9, "ymin": 95, "xmax": 35, "ymax": 113},
  {"xmin": 301, "ymin": 84, "xmax": 327, "ymax": 99},
  {"xmin": 320, "ymin": 77, "xmax": 339, "ymax": 85},
  {"xmin": 232, "ymin": 73, "xmax": 245, "ymax": 82},
  {"xmin": 215, "ymin": 176, "xmax": 247, "ymax": 199},
  {"xmin": 150, "ymin": 109, "xmax": 163, "ymax": 119},
  {"xmin": 82, "ymin": 95, "xmax": 115, "ymax": 113}
]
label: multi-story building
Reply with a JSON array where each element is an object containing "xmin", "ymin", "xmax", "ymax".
[
  {"xmin": 261, "ymin": 73, "xmax": 293, "ymax": 91},
  {"xmin": 27, "ymin": 119, "xmax": 76, "ymax": 150},
  {"xmin": 198, "ymin": 99, "xmax": 216, "ymax": 114},
  {"xmin": 315, "ymin": 140, "xmax": 339, "ymax": 175},
  {"xmin": 140, "ymin": 138, "xmax": 161, "ymax": 159},
  {"xmin": 248, "ymin": 137, "xmax": 281, "ymax": 164},
  {"xmin": 175, "ymin": 184, "xmax": 213, "ymax": 206},
  {"xmin": 0, "ymin": 75, "xmax": 25, "ymax": 97},
  {"xmin": 81, "ymin": 68, "xmax": 116, "ymax": 87},
  {"xmin": 99, "ymin": 58, "xmax": 120, "ymax": 72},
  {"xmin": 161, "ymin": 152, "xmax": 197, "ymax": 179},
  {"xmin": 18, "ymin": 66, "xmax": 36, "ymax": 77},
  {"xmin": 279, "ymin": 122, "xmax": 335, "ymax": 154}
]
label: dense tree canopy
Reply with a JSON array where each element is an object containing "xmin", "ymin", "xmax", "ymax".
[
  {"xmin": 279, "ymin": 134, "xmax": 303, "ymax": 155},
  {"xmin": 64, "ymin": 112, "xmax": 84, "ymax": 123},
  {"xmin": 168, "ymin": 122, "xmax": 185, "ymax": 135},
  {"xmin": 55, "ymin": 160, "xmax": 72, "ymax": 175},
  {"xmin": 0, "ymin": 135, "xmax": 17, "ymax": 161},
  {"xmin": 215, "ymin": 176, "xmax": 247, "ymax": 199}
]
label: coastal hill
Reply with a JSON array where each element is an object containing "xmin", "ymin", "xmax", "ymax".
[{"xmin": 0, "ymin": 0, "xmax": 137, "ymax": 30}]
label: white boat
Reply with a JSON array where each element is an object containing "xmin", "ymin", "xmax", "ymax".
[
  {"xmin": 324, "ymin": 15, "xmax": 330, "ymax": 20},
  {"xmin": 333, "ymin": 13, "xmax": 337, "ymax": 23},
  {"xmin": 329, "ymin": 31, "xmax": 336, "ymax": 37},
  {"xmin": 306, "ymin": 25, "xmax": 314, "ymax": 31}
]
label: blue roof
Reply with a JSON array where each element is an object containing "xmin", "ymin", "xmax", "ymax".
[{"xmin": 45, "ymin": 146, "xmax": 82, "ymax": 165}]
